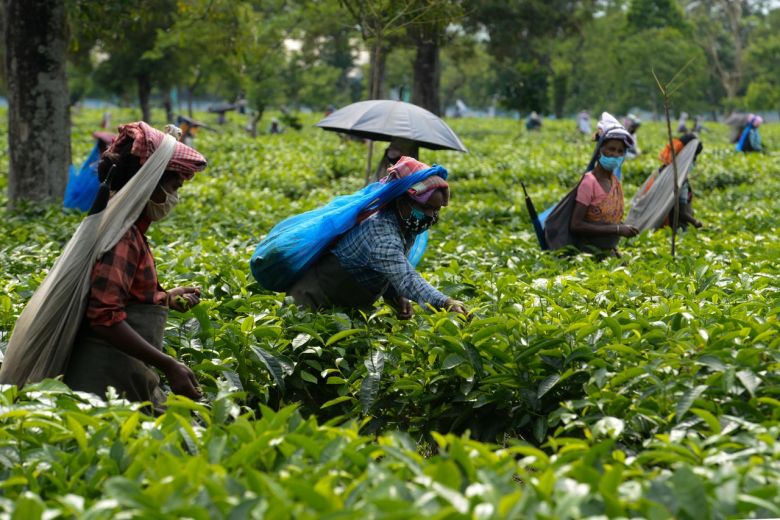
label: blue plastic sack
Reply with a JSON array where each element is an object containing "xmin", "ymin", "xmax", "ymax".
[
  {"xmin": 250, "ymin": 165, "xmax": 447, "ymax": 291},
  {"xmin": 736, "ymin": 124, "xmax": 752, "ymax": 152},
  {"xmin": 407, "ymin": 230, "xmax": 428, "ymax": 267},
  {"xmin": 64, "ymin": 142, "xmax": 102, "ymax": 212}
]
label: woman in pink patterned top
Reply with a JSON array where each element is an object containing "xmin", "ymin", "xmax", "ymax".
[{"xmin": 570, "ymin": 128, "xmax": 639, "ymax": 255}]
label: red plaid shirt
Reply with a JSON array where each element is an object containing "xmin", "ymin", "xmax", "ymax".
[{"xmin": 86, "ymin": 217, "xmax": 167, "ymax": 327}]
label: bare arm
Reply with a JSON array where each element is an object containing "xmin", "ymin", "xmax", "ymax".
[
  {"xmin": 569, "ymin": 202, "xmax": 638, "ymax": 237},
  {"xmin": 90, "ymin": 321, "xmax": 202, "ymax": 400}
]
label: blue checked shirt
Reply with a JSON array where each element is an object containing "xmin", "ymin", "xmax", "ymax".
[{"xmin": 331, "ymin": 209, "xmax": 449, "ymax": 308}]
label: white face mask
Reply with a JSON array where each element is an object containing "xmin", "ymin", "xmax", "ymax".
[{"xmin": 145, "ymin": 186, "xmax": 179, "ymax": 221}]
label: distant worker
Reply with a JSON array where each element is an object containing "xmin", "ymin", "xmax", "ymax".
[
  {"xmin": 676, "ymin": 112, "xmax": 689, "ymax": 133},
  {"xmin": 692, "ymin": 115, "xmax": 703, "ymax": 134},
  {"xmin": 269, "ymin": 118, "xmax": 282, "ymax": 134},
  {"xmin": 726, "ymin": 112, "xmax": 749, "ymax": 143},
  {"xmin": 576, "ymin": 110, "xmax": 592, "ymax": 135},
  {"xmin": 176, "ymin": 115, "xmax": 203, "ymax": 147},
  {"xmin": 736, "ymin": 114, "xmax": 763, "ymax": 153},
  {"xmin": 657, "ymin": 133, "xmax": 704, "ymax": 229},
  {"xmin": 526, "ymin": 111, "xmax": 542, "ymax": 131},
  {"xmin": 375, "ymin": 138, "xmax": 419, "ymax": 180},
  {"xmin": 101, "ymin": 111, "xmax": 112, "ymax": 129},
  {"xmin": 623, "ymin": 113, "xmax": 641, "ymax": 158}
]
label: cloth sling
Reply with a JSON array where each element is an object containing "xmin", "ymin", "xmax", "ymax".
[
  {"xmin": 0, "ymin": 136, "xmax": 176, "ymax": 386},
  {"xmin": 64, "ymin": 304, "xmax": 168, "ymax": 412},
  {"xmin": 624, "ymin": 139, "xmax": 698, "ymax": 232}
]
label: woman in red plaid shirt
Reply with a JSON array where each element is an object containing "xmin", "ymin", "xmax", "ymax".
[{"xmin": 63, "ymin": 122, "xmax": 206, "ymax": 411}]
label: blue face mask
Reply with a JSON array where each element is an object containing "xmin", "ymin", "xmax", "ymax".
[{"xmin": 599, "ymin": 155, "xmax": 624, "ymax": 171}]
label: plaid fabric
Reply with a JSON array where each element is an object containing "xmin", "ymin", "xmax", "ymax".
[
  {"xmin": 385, "ymin": 156, "xmax": 450, "ymax": 205},
  {"xmin": 331, "ymin": 210, "xmax": 449, "ymax": 308},
  {"xmin": 107, "ymin": 122, "xmax": 207, "ymax": 179},
  {"xmin": 85, "ymin": 218, "xmax": 167, "ymax": 327}
]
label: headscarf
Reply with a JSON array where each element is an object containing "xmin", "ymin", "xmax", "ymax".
[
  {"xmin": 106, "ymin": 121, "xmax": 207, "ymax": 179},
  {"xmin": 597, "ymin": 112, "xmax": 634, "ymax": 148},
  {"xmin": 748, "ymin": 114, "xmax": 764, "ymax": 127},
  {"xmin": 385, "ymin": 156, "xmax": 450, "ymax": 206}
]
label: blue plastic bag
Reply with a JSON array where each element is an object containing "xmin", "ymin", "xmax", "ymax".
[
  {"xmin": 64, "ymin": 142, "xmax": 102, "ymax": 212},
  {"xmin": 250, "ymin": 165, "xmax": 447, "ymax": 291},
  {"xmin": 407, "ymin": 230, "xmax": 428, "ymax": 267}
]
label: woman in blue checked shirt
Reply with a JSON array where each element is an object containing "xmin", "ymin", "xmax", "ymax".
[{"xmin": 289, "ymin": 157, "xmax": 469, "ymax": 320}]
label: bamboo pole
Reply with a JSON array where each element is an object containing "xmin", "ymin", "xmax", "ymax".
[{"xmin": 652, "ymin": 57, "xmax": 696, "ymax": 258}]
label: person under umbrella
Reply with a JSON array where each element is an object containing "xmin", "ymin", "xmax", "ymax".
[{"xmin": 288, "ymin": 157, "xmax": 468, "ymax": 319}]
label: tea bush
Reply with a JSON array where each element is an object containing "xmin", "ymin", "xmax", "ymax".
[{"xmin": 1, "ymin": 109, "xmax": 778, "ymax": 518}]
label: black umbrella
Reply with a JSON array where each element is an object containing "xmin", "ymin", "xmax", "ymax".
[
  {"xmin": 316, "ymin": 100, "xmax": 467, "ymax": 152},
  {"xmin": 521, "ymin": 181, "xmax": 548, "ymax": 250}
]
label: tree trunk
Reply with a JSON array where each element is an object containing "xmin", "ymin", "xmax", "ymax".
[
  {"xmin": 248, "ymin": 108, "xmax": 264, "ymax": 138},
  {"xmin": 138, "ymin": 72, "xmax": 152, "ymax": 123},
  {"xmin": 4, "ymin": 0, "xmax": 70, "ymax": 206},
  {"xmin": 163, "ymin": 90, "xmax": 174, "ymax": 123},
  {"xmin": 369, "ymin": 38, "xmax": 387, "ymax": 99},
  {"xmin": 552, "ymin": 74, "xmax": 567, "ymax": 119},
  {"xmin": 411, "ymin": 34, "xmax": 441, "ymax": 115}
]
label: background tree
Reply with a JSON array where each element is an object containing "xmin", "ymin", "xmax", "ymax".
[
  {"xmin": 407, "ymin": 0, "xmax": 464, "ymax": 115},
  {"xmin": 467, "ymin": 0, "xmax": 595, "ymax": 115},
  {"xmin": 0, "ymin": 3, "xmax": 5, "ymax": 97},
  {"xmin": 683, "ymin": 0, "xmax": 754, "ymax": 107},
  {"xmin": 150, "ymin": 0, "xmax": 261, "ymax": 119},
  {"xmin": 282, "ymin": 0, "xmax": 361, "ymax": 110},
  {"xmin": 70, "ymin": 0, "xmax": 177, "ymax": 123},
  {"xmin": 626, "ymin": 0, "xmax": 688, "ymax": 31},
  {"xmin": 440, "ymin": 31, "xmax": 497, "ymax": 111},
  {"xmin": 4, "ymin": 0, "xmax": 71, "ymax": 206},
  {"xmin": 742, "ymin": 7, "xmax": 780, "ymax": 115}
]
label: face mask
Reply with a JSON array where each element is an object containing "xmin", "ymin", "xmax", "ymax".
[
  {"xmin": 599, "ymin": 155, "xmax": 624, "ymax": 172},
  {"xmin": 400, "ymin": 206, "xmax": 437, "ymax": 234},
  {"xmin": 145, "ymin": 186, "xmax": 179, "ymax": 221}
]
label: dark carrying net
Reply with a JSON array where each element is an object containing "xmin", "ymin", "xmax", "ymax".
[{"xmin": 543, "ymin": 178, "xmax": 620, "ymax": 252}]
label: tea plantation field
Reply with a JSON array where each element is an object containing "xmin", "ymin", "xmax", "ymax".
[{"xmin": 0, "ymin": 109, "xmax": 779, "ymax": 518}]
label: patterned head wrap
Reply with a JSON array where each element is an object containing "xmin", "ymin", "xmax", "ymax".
[
  {"xmin": 385, "ymin": 156, "xmax": 450, "ymax": 206},
  {"xmin": 749, "ymin": 114, "xmax": 764, "ymax": 127},
  {"xmin": 106, "ymin": 121, "xmax": 207, "ymax": 180}
]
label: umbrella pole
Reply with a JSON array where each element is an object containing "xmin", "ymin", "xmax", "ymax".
[{"xmin": 365, "ymin": 140, "xmax": 375, "ymax": 185}]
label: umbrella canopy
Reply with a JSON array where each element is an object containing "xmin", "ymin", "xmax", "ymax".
[{"xmin": 316, "ymin": 100, "xmax": 468, "ymax": 152}]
